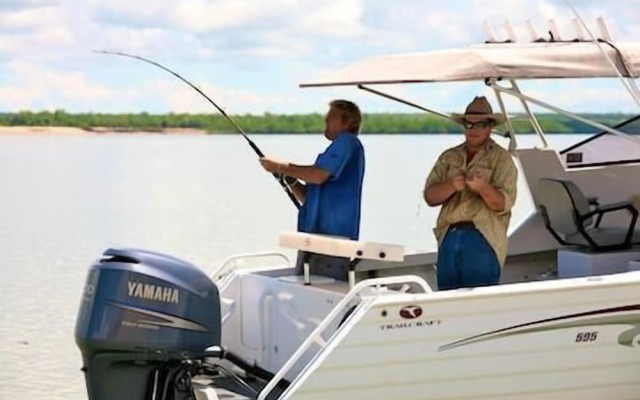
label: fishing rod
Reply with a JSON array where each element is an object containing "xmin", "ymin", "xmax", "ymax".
[
  {"xmin": 95, "ymin": 50, "xmax": 301, "ymax": 209},
  {"xmin": 563, "ymin": 1, "xmax": 640, "ymax": 108}
]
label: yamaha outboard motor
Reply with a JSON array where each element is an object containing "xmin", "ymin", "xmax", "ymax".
[{"xmin": 75, "ymin": 248, "xmax": 221, "ymax": 400}]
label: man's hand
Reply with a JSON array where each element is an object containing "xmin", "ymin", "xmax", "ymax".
[
  {"xmin": 451, "ymin": 173, "xmax": 466, "ymax": 192},
  {"xmin": 466, "ymin": 171, "xmax": 487, "ymax": 193},
  {"xmin": 466, "ymin": 170, "xmax": 506, "ymax": 212},
  {"xmin": 259, "ymin": 157, "xmax": 287, "ymax": 174}
]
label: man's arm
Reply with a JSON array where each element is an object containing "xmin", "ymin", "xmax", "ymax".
[
  {"xmin": 423, "ymin": 152, "xmax": 466, "ymax": 207},
  {"xmin": 281, "ymin": 163, "xmax": 330, "ymax": 185},
  {"xmin": 466, "ymin": 153, "xmax": 518, "ymax": 213},
  {"xmin": 467, "ymin": 174, "xmax": 506, "ymax": 212},
  {"xmin": 259, "ymin": 158, "xmax": 331, "ymax": 206},
  {"xmin": 260, "ymin": 157, "xmax": 330, "ymax": 184},
  {"xmin": 424, "ymin": 175, "xmax": 464, "ymax": 206},
  {"xmin": 280, "ymin": 163, "xmax": 331, "ymax": 204}
]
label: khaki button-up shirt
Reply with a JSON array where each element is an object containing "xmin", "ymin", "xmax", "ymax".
[{"xmin": 424, "ymin": 138, "xmax": 518, "ymax": 266}]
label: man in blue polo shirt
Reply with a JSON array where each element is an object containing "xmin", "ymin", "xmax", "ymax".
[{"xmin": 259, "ymin": 99, "xmax": 365, "ymax": 280}]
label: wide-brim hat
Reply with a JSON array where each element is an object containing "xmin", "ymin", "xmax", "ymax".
[{"xmin": 451, "ymin": 96, "xmax": 506, "ymax": 126}]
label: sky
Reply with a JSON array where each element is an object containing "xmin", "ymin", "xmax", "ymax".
[{"xmin": 0, "ymin": 0, "xmax": 639, "ymax": 115}]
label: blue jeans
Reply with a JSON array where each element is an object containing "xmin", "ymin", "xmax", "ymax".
[{"xmin": 436, "ymin": 227, "xmax": 500, "ymax": 290}]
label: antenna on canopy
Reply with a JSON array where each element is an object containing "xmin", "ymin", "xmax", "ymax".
[
  {"xmin": 571, "ymin": 18, "xmax": 585, "ymax": 40},
  {"xmin": 504, "ymin": 20, "xmax": 517, "ymax": 42},
  {"xmin": 548, "ymin": 19, "xmax": 562, "ymax": 41},
  {"xmin": 483, "ymin": 20, "xmax": 498, "ymax": 42},
  {"xmin": 597, "ymin": 17, "xmax": 613, "ymax": 41}
]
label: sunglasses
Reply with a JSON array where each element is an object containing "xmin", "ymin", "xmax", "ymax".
[{"xmin": 463, "ymin": 120, "xmax": 492, "ymax": 130}]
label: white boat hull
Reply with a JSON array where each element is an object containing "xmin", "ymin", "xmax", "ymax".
[{"xmin": 273, "ymin": 273, "xmax": 640, "ymax": 399}]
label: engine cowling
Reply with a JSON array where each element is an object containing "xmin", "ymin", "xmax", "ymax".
[{"xmin": 75, "ymin": 248, "xmax": 221, "ymax": 400}]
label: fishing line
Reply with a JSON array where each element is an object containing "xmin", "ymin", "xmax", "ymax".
[{"xmin": 95, "ymin": 50, "xmax": 301, "ymax": 209}]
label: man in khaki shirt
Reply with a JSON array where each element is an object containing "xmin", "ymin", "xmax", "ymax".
[{"xmin": 424, "ymin": 96, "xmax": 517, "ymax": 290}]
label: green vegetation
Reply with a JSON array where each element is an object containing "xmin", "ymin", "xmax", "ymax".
[{"xmin": 0, "ymin": 110, "xmax": 635, "ymax": 134}]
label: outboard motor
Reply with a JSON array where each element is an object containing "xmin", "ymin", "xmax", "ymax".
[{"xmin": 75, "ymin": 248, "xmax": 221, "ymax": 400}]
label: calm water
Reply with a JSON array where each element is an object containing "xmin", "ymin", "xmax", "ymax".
[{"xmin": 0, "ymin": 132, "xmax": 584, "ymax": 400}]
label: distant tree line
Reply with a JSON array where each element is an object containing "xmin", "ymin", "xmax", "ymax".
[{"xmin": 0, "ymin": 110, "xmax": 634, "ymax": 134}]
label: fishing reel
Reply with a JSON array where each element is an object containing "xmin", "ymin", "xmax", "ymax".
[{"xmin": 279, "ymin": 174, "xmax": 299, "ymax": 188}]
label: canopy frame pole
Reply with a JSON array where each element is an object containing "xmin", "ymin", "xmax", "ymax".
[
  {"xmin": 490, "ymin": 84, "xmax": 519, "ymax": 151},
  {"xmin": 358, "ymin": 85, "xmax": 451, "ymax": 120},
  {"xmin": 489, "ymin": 80, "xmax": 640, "ymax": 146},
  {"xmin": 491, "ymin": 78, "xmax": 550, "ymax": 149},
  {"xmin": 358, "ymin": 84, "xmax": 507, "ymax": 137},
  {"xmin": 507, "ymin": 79, "xmax": 548, "ymax": 148}
]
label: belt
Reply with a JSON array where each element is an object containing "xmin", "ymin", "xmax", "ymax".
[{"xmin": 448, "ymin": 221, "xmax": 476, "ymax": 231}]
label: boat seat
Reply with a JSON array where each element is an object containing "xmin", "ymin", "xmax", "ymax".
[{"xmin": 537, "ymin": 178, "xmax": 640, "ymax": 251}]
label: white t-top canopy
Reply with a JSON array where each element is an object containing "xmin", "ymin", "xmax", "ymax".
[{"xmin": 300, "ymin": 42, "xmax": 640, "ymax": 87}]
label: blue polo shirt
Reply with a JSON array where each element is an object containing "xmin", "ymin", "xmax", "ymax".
[{"xmin": 297, "ymin": 133, "xmax": 365, "ymax": 240}]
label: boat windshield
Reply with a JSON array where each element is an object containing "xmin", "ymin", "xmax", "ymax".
[{"xmin": 560, "ymin": 115, "xmax": 640, "ymax": 168}]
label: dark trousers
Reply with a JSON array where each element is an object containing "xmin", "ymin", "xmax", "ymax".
[
  {"xmin": 295, "ymin": 251, "xmax": 351, "ymax": 282},
  {"xmin": 436, "ymin": 227, "xmax": 500, "ymax": 290}
]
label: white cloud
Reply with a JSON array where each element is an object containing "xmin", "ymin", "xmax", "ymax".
[
  {"xmin": 85, "ymin": 0, "xmax": 173, "ymax": 28},
  {"xmin": 173, "ymin": 0, "xmax": 278, "ymax": 32},
  {"xmin": 0, "ymin": 6, "xmax": 61, "ymax": 31},
  {"xmin": 0, "ymin": 2, "xmax": 77, "ymax": 61},
  {"xmin": 296, "ymin": 0, "xmax": 366, "ymax": 38},
  {"xmin": 86, "ymin": 0, "xmax": 294, "ymax": 32},
  {"xmin": 32, "ymin": 26, "xmax": 74, "ymax": 46},
  {"xmin": 0, "ymin": 0, "xmax": 59, "ymax": 12},
  {"xmin": 0, "ymin": 61, "xmax": 127, "ymax": 111},
  {"xmin": 1, "ymin": 0, "xmax": 640, "ymax": 113},
  {"xmin": 93, "ymin": 27, "xmax": 169, "ymax": 54},
  {"xmin": 146, "ymin": 79, "xmax": 245, "ymax": 113}
]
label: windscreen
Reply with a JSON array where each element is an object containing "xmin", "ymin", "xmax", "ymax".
[{"xmin": 560, "ymin": 115, "xmax": 640, "ymax": 168}]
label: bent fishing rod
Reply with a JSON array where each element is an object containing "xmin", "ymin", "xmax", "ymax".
[{"xmin": 94, "ymin": 50, "xmax": 301, "ymax": 209}]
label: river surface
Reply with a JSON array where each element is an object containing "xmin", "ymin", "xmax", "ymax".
[{"xmin": 0, "ymin": 132, "xmax": 585, "ymax": 400}]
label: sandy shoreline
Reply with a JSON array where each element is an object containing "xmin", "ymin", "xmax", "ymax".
[{"xmin": 0, "ymin": 126, "xmax": 208, "ymax": 135}]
